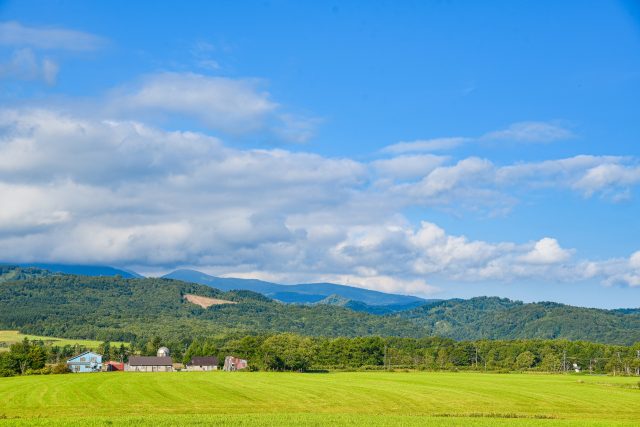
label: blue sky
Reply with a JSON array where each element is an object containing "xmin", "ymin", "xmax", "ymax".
[{"xmin": 1, "ymin": 1, "xmax": 639, "ymax": 308}]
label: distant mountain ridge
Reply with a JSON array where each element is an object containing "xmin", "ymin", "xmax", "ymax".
[
  {"xmin": 162, "ymin": 269, "xmax": 430, "ymax": 307},
  {"xmin": 1, "ymin": 263, "xmax": 142, "ymax": 278}
]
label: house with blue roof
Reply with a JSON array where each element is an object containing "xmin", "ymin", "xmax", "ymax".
[{"xmin": 67, "ymin": 351, "xmax": 102, "ymax": 373}]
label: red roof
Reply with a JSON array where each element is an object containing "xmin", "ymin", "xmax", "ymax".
[{"xmin": 106, "ymin": 361, "xmax": 124, "ymax": 371}]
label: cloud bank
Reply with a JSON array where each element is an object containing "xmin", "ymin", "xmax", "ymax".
[{"xmin": 0, "ymin": 104, "xmax": 639, "ymax": 296}]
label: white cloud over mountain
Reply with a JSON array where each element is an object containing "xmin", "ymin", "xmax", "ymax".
[{"xmin": 1, "ymin": 103, "xmax": 639, "ymax": 295}]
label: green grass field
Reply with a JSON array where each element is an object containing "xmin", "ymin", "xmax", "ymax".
[
  {"xmin": 0, "ymin": 330, "xmax": 126, "ymax": 351},
  {"xmin": 0, "ymin": 371, "xmax": 638, "ymax": 426}
]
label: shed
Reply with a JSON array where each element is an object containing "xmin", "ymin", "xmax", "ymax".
[
  {"xmin": 67, "ymin": 351, "xmax": 103, "ymax": 373},
  {"xmin": 186, "ymin": 356, "xmax": 219, "ymax": 371}
]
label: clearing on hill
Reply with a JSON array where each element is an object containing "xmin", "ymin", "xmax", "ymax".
[{"xmin": 184, "ymin": 294, "xmax": 237, "ymax": 308}]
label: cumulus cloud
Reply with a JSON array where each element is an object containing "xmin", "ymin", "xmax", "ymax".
[
  {"xmin": 0, "ymin": 106, "xmax": 639, "ymax": 295},
  {"xmin": 0, "ymin": 21, "xmax": 105, "ymax": 51},
  {"xmin": 519, "ymin": 238, "xmax": 572, "ymax": 264},
  {"xmin": 572, "ymin": 163, "xmax": 640, "ymax": 197}
]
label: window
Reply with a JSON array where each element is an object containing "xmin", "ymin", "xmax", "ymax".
[{"xmin": 80, "ymin": 357, "xmax": 86, "ymax": 362}]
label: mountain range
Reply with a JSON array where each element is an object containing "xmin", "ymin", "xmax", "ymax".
[
  {"xmin": 1, "ymin": 263, "xmax": 428, "ymax": 310},
  {"xmin": 162, "ymin": 269, "xmax": 431, "ymax": 310},
  {"xmin": 1, "ymin": 265, "xmax": 640, "ymax": 345}
]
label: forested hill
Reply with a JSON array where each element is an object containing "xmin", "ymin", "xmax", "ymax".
[
  {"xmin": 0, "ymin": 267, "xmax": 422, "ymax": 341},
  {"xmin": 395, "ymin": 297, "xmax": 640, "ymax": 345},
  {"xmin": 0, "ymin": 265, "xmax": 53, "ymax": 283},
  {"xmin": 1, "ymin": 267, "xmax": 639, "ymax": 345},
  {"xmin": 1, "ymin": 263, "xmax": 140, "ymax": 278}
]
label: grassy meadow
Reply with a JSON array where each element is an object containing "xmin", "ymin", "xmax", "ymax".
[
  {"xmin": 0, "ymin": 371, "xmax": 638, "ymax": 426},
  {"xmin": 0, "ymin": 330, "xmax": 125, "ymax": 352}
]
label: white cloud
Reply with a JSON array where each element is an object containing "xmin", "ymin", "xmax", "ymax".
[
  {"xmin": 409, "ymin": 157, "xmax": 494, "ymax": 197},
  {"xmin": 110, "ymin": 72, "xmax": 319, "ymax": 141},
  {"xmin": 41, "ymin": 58, "xmax": 59, "ymax": 85},
  {"xmin": 482, "ymin": 121, "xmax": 574, "ymax": 143},
  {"xmin": 0, "ymin": 48, "xmax": 59, "ymax": 85},
  {"xmin": 572, "ymin": 163, "xmax": 640, "ymax": 197},
  {"xmin": 519, "ymin": 238, "xmax": 572, "ymax": 264},
  {"xmin": 0, "ymin": 21, "xmax": 105, "ymax": 51},
  {"xmin": 382, "ymin": 137, "xmax": 469, "ymax": 154},
  {"xmin": 372, "ymin": 154, "xmax": 447, "ymax": 180},
  {"xmin": 114, "ymin": 72, "xmax": 276, "ymax": 131},
  {"xmin": 381, "ymin": 121, "xmax": 573, "ymax": 154},
  {"xmin": 496, "ymin": 155, "xmax": 640, "ymax": 200},
  {"xmin": 630, "ymin": 251, "xmax": 640, "ymax": 270},
  {"xmin": 0, "ymin": 106, "xmax": 639, "ymax": 294}
]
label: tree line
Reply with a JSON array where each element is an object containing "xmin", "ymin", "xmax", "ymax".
[
  {"xmin": 3, "ymin": 334, "xmax": 639, "ymax": 377},
  {"xmin": 135, "ymin": 333, "xmax": 640, "ymax": 375}
]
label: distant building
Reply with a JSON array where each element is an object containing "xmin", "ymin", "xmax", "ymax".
[
  {"xmin": 105, "ymin": 361, "xmax": 124, "ymax": 371},
  {"xmin": 125, "ymin": 356, "xmax": 173, "ymax": 372},
  {"xmin": 157, "ymin": 347, "xmax": 170, "ymax": 357},
  {"xmin": 185, "ymin": 356, "xmax": 218, "ymax": 371},
  {"xmin": 67, "ymin": 351, "xmax": 102, "ymax": 373},
  {"xmin": 223, "ymin": 356, "xmax": 248, "ymax": 371}
]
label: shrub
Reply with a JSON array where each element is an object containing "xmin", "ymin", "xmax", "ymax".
[{"xmin": 51, "ymin": 363, "xmax": 71, "ymax": 374}]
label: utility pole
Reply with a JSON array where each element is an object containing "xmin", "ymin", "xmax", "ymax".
[
  {"xmin": 636, "ymin": 350, "xmax": 639, "ymax": 376},
  {"xmin": 563, "ymin": 350, "xmax": 567, "ymax": 373}
]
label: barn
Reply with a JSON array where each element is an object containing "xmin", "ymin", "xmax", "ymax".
[
  {"xmin": 67, "ymin": 351, "xmax": 103, "ymax": 373},
  {"xmin": 223, "ymin": 355, "xmax": 248, "ymax": 371},
  {"xmin": 186, "ymin": 356, "xmax": 218, "ymax": 371},
  {"xmin": 105, "ymin": 361, "xmax": 125, "ymax": 371},
  {"xmin": 125, "ymin": 356, "xmax": 173, "ymax": 372}
]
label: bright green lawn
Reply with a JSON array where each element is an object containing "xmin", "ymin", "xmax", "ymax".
[
  {"xmin": 0, "ymin": 371, "xmax": 638, "ymax": 426},
  {"xmin": 0, "ymin": 330, "xmax": 126, "ymax": 351}
]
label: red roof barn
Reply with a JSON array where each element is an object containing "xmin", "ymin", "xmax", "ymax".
[{"xmin": 106, "ymin": 361, "xmax": 125, "ymax": 371}]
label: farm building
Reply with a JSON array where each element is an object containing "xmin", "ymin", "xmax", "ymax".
[
  {"xmin": 67, "ymin": 351, "xmax": 102, "ymax": 373},
  {"xmin": 185, "ymin": 356, "xmax": 218, "ymax": 371},
  {"xmin": 223, "ymin": 356, "xmax": 248, "ymax": 371},
  {"xmin": 105, "ymin": 361, "xmax": 124, "ymax": 371},
  {"xmin": 125, "ymin": 356, "xmax": 173, "ymax": 372}
]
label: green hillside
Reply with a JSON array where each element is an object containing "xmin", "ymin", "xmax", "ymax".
[
  {"xmin": 0, "ymin": 268, "xmax": 421, "ymax": 341},
  {"xmin": 396, "ymin": 297, "xmax": 640, "ymax": 345},
  {"xmin": 0, "ymin": 265, "xmax": 53, "ymax": 283},
  {"xmin": 1, "ymin": 267, "xmax": 640, "ymax": 344}
]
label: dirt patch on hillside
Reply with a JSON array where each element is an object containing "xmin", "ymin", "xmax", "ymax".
[{"xmin": 184, "ymin": 294, "xmax": 237, "ymax": 309}]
